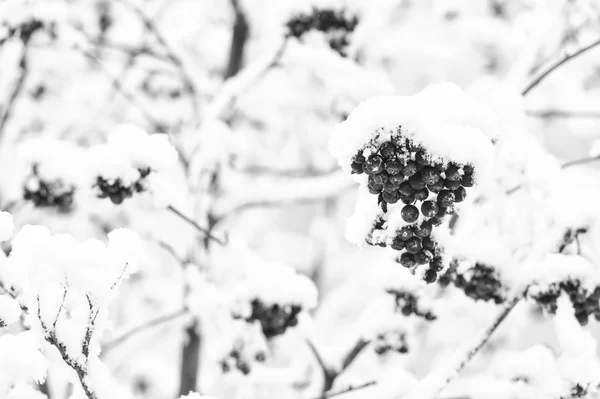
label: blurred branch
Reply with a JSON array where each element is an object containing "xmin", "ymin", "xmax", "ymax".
[
  {"xmin": 403, "ymin": 294, "xmax": 523, "ymax": 399},
  {"xmin": 340, "ymin": 338, "xmax": 369, "ymax": 371},
  {"xmin": 0, "ymin": 41, "xmax": 29, "ymax": 138},
  {"xmin": 526, "ymin": 109, "xmax": 600, "ymax": 119},
  {"xmin": 310, "ymin": 381, "xmax": 377, "ymax": 399},
  {"xmin": 157, "ymin": 240, "xmax": 188, "ymax": 267},
  {"xmin": 225, "ymin": 0, "xmax": 250, "ymax": 79},
  {"xmin": 213, "ymin": 171, "xmax": 355, "ymax": 222},
  {"xmin": 102, "ymin": 307, "xmax": 188, "ymax": 353},
  {"xmin": 166, "ymin": 205, "xmax": 228, "ymax": 246},
  {"xmin": 115, "ymin": 0, "xmax": 201, "ymax": 123},
  {"xmin": 522, "ymin": 36, "xmax": 600, "ymax": 96}
]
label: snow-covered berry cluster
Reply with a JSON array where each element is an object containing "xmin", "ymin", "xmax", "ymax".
[
  {"xmin": 234, "ymin": 300, "xmax": 301, "ymax": 339},
  {"xmin": 387, "ymin": 288, "xmax": 436, "ymax": 321},
  {"xmin": 94, "ymin": 167, "xmax": 150, "ymax": 205},
  {"xmin": 373, "ymin": 329, "xmax": 409, "ymax": 355},
  {"xmin": 286, "ymin": 7, "xmax": 359, "ymax": 57},
  {"xmin": 438, "ymin": 261, "xmax": 505, "ymax": 304},
  {"xmin": 219, "ymin": 340, "xmax": 266, "ymax": 375},
  {"xmin": 23, "ymin": 164, "xmax": 75, "ymax": 213},
  {"xmin": 530, "ymin": 280, "xmax": 600, "ymax": 326},
  {"xmin": 329, "ymin": 84, "xmax": 493, "ymax": 284}
]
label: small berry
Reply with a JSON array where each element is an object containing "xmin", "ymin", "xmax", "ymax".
[
  {"xmin": 389, "ymin": 174, "xmax": 404, "ymax": 185},
  {"xmin": 384, "ymin": 159, "xmax": 403, "ymax": 175},
  {"xmin": 373, "ymin": 172, "xmax": 389, "ymax": 185},
  {"xmin": 383, "ymin": 180, "xmax": 400, "ymax": 193},
  {"xmin": 364, "ymin": 155, "xmax": 384, "ymax": 174},
  {"xmin": 429, "ymin": 257, "xmax": 444, "ymax": 271},
  {"xmin": 401, "ymin": 205, "xmax": 419, "ymax": 223},
  {"xmin": 382, "ymin": 191, "xmax": 400, "ymax": 204},
  {"xmin": 422, "ymin": 167, "xmax": 440, "ymax": 185},
  {"xmin": 351, "ymin": 162, "xmax": 364, "ymax": 174},
  {"xmin": 414, "ymin": 221, "xmax": 432, "ymax": 237},
  {"xmin": 437, "ymin": 190, "xmax": 455, "ymax": 207},
  {"xmin": 423, "ymin": 269, "xmax": 437, "ymax": 283},
  {"xmin": 415, "ymin": 150, "xmax": 430, "ymax": 166},
  {"xmin": 402, "ymin": 161, "xmax": 418, "ymax": 177},
  {"xmin": 463, "ymin": 164, "xmax": 474, "ymax": 173},
  {"xmin": 397, "ymin": 226, "xmax": 413, "ymax": 241},
  {"xmin": 427, "ymin": 181, "xmax": 444, "ymax": 193},
  {"xmin": 379, "ymin": 142, "xmax": 397, "ymax": 158},
  {"xmin": 408, "ymin": 173, "xmax": 426, "ymax": 190},
  {"xmin": 430, "ymin": 217, "xmax": 444, "ymax": 226},
  {"xmin": 255, "ymin": 352, "xmax": 266, "ymax": 362},
  {"xmin": 413, "ymin": 187, "xmax": 429, "ymax": 201},
  {"xmin": 422, "ymin": 237, "xmax": 435, "ymax": 250},
  {"xmin": 405, "ymin": 237, "xmax": 422, "ymax": 254},
  {"xmin": 444, "ymin": 179, "xmax": 461, "ymax": 190},
  {"xmin": 445, "ymin": 164, "xmax": 461, "ymax": 181},
  {"xmin": 354, "ymin": 153, "xmax": 365, "ymax": 163},
  {"xmin": 399, "ymin": 252, "xmax": 416, "ymax": 268},
  {"xmin": 421, "ymin": 201, "xmax": 438, "ymax": 217},
  {"xmin": 391, "ymin": 237, "xmax": 405, "ymax": 250},
  {"xmin": 368, "ymin": 181, "xmax": 383, "ymax": 194},
  {"xmin": 415, "ymin": 250, "xmax": 433, "ymax": 264},
  {"xmin": 398, "ymin": 181, "xmax": 414, "ymax": 196},
  {"xmin": 401, "ymin": 195, "xmax": 415, "ymax": 205},
  {"xmin": 454, "ymin": 186, "xmax": 467, "ymax": 202},
  {"xmin": 436, "ymin": 206, "xmax": 448, "ymax": 218},
  {"xmin": 461, "ymin": 173, "xmax": 474, "ymax": 187}
]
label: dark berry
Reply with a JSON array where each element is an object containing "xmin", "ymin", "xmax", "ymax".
[
  {"xmin": 398, "ymin": 181, "xmax": 414, "ymax": 196},
  {"xmin": 422, "ymin": 167, "xmax": 440, "ymax": 185},
  {"xmin": 461, "ymin": 173, "xmax": 474, "ymax": 187},
  {"xmin": 422, "ymin": 237, "xmax": 435, "ymax": 250},
  {"xmin": 383, "ymin": 180, "xmax": 400, "ymax": 193},
  {"xmin": 391, "ymin": 237, "xmax": 405, "ymax": 250},
  {"xmin": 445, "ymin": 164, "xmax": 462, "ymax": 181},
  {"xmin": 384, "ymin": 159, "xmax": 403, "ymax": 175},
  {"xmin": 429, "ymin": 258, "xmax": 444, "ymax": 271},
  {"xmin": 414, "ymin": 221, "xmax": 432, "ymax": 237},
  {"xmin": 354, "ymin": 153, "xmax": 365, "ymax": 163},
  {"xmin": 421, "ymin": 201, "xmax": 438, "ymax": 218},
  {"xmin": 408, "ymin": 173, "xmax": 426, "ymax": 190},
  {"xmin": 382, "ymin": 191, "xmax": 400, "ymax": 204},
  {"xmin": 401, "ymin": 205, "xmax": 419, "ymax": 223},
  {"xmin": 427, "ymin": 181, "xmax": 444, "ymax": 193},
  {"xmin": 255, "ymin": 352, "xmax": 266, "ymax": 362},
  {"xmin": 436, "ymin": 206, "xmax": 448, "ymax": 218},
  {"xmin": 399, "ymin": 346, "xmax": 408, "ymax": 353},
  {"xmin": 401, "ymin": 195, "xmax": 415, "ymax": 205},
  {"xmin": 423, "ymin": 269, "xmax": 437, "ymax": 284},
  {"xmin": 397, "ymin": 226, "xmax": 413, "ymax": 241},
  {"xmin": 413, "ymin": 187, "xmax": 429, "ymax": 201},
  {"xmin": 351, "ymin": 162, "xmax": 364, "ymax": 174},
  {"xmin": 364, "ymin": 155, "xmax": 384, "ymax": 174},
  {"xmin": 415, "ymin": 250, "xmax": 433, "ymax": 264},
  {"xmin": 368, "ymin": 181, "xmax": 383, "ymax": 194},
  {"xmin": 444, "ymin": 179, "xmax": 461, "ymax": 190},
  {"xmin": 389, "ymin": 174, "xmax": 404, "ymax": 185},
  {"xmin": 373, "ymin": 173, "xmax": 389, "ymax": 185},
  {"xmin": 415, "ymin": 150, "xmax": 430, "ymax": 166},
  {"xmin": 399, "ymin": 252, "xmax": 416, "ymax": 268},
  {"xmin": 402, "ymin": 161, "xmax": 418, "ymax": 177},
  {"xmin": 379, "ymin": 142, "xmax": 397, "ymax": 158},
  {"xmin": 463, "ymin": 164, "xmax": 474, "ymax": 174},
  {"xmin": 405, "ymin": 237, "xmax": 422, "ymax": 254},
  {"xmin": 437, "ymin": 190, "xmax": 455, "ymax": 207},
  {"xmin": 454, "ymin": 186, "xmax": 467, "ymax": 202}
]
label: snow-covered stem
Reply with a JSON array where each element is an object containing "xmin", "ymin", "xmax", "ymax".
[
  {"xmin": 310, "ymin": 380, "xmax": 377, "ymax": 399},
  {"xmin": 224, "ymin": 0, "xmax": 249, "ymax": 79},
  {"xmin": 214, "ymin": 171, "xmax": 355, "ymax": 222},
  {"xmin": 561, "ymin": 154, "xmax": 600, "ymax": 169},
  {"xmin": 115, "ymin": 0, "xmax": 201, "ymax": 123},
  {"xmin": 37, "ymin": 296, "xmax": 98, "ymax": 399},
  {"xmin": 166, "ymin": 205, "xmax": 228, "ymax": 246},
  {"xmin": 522, "ymin": 36, "xmax": 600, "ymax": 96},
  {"xmin": 157, "ymin": 240, "xmax": 188, "ymax": 267},
  {"xmin": 526, "ymin": 109, "xmax": 600, "ymax": 119},
  {"xmin": 402, "ymin": 293, "xmax": 523, "ymax": 399},
  {"xmin": 102, "ymin": 307, "xmax": 188, "ymax": 353},
  {"xmin": 340, "ymin": 338, "xmax": 370, "ymax": 372},
  {"xmin": 0, "ymin": 41, "xmax": 29, "ymax": 139}
]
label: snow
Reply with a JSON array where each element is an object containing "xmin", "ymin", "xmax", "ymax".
[
  {"xmin": 0, "ymin": 295, "xmax": 22, "ymax": 327},
  {"xmin": 0, "ymin": 211, "xmax": 14, "ymax": 241}
]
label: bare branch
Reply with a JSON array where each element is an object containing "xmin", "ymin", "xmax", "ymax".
[
  {"xmin": 225, "ymin": 0, "xmax": 250, "ymax": 79},
  {"xmin": 340, "ymin": 338, "xmax": 369, "ymax": 372},
  {"xmin": 53, "ymin": 282, "xmax": 68, "ymax": 330},
  {"xmin": 306, "ymin": 339, "xmax": 333, "ymax": 376},
  {"xmin": 102, "ymin": 307, "xmax": 188, "ymax": 353},
  {"xmin": 0, "ymin": 41, "xmax": 29, "ymax": 138},
  {"xmin": 403, "ymin": 294, "xmax": 522, "ymax": 399},
  {"xmin": 82, "ymin": 295, "xmax": 99, "ymax": 361},
  {"xmin": 526, "ymin": 109, "xmax": 600, "ymax": 119},
  {"xmin": 522, "ymin": 37, "xmax": 600, "ymax": 96},
  {"xmin": 561, "ymin": 154, "xmax": 600, "ymax": 169},
  {"xmin": 166, "ymin": 205, "xmax": 228, "ymax": 246},
  {"xmin": 309, "ymin": 381, "xmax": 377, "ymax": 399},
  {"xmin": 157, "ymin": 240, "xmax": 188, "ymax": 267}
]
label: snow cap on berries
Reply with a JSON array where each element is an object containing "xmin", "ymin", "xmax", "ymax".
[{"xmin": 0, "ymin": 212, "xmax": 13, "ymax": 242}]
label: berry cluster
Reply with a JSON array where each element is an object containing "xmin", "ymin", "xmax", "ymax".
[
  {"xmin": 373, "ymin": 330, "xmax": 408, "ymax": 355},
  {"xmin": 233, "ymin": 299, "xmax": 302, "ymax": 339},
  {"xmin": 387, "ymin": 289, "xmax": 436, "ymax": 321},
  {"xmin": 529, "ymin": 280, "xmax": 600, "ymax": 326},
  {"xmin": 438, "ymin": 261, "xmax": 505, "ymax": 304},
  {"xmin": 354, "ymin": 138, "xmax": 475, "ymax": 283},
  {"xmin": 23, "ymin": 165, "xmax": 75, "ymax": 213},
  {"xmin": 94, "ymin": 167, "xmax": 150, "ymax": 205},
  {"xmin": 286, "ymin": 8, "xmax": 359, "ymax": 57},
  {"xmin": 219, "ymin": 344, "xmax": 266, "ymax": 375}
]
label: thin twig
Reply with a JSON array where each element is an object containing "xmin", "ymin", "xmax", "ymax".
[
  {"xmin": 225, "ymin": 0, "xmax": 250, "ymax": 79},
  {"xmin": 310, "ymin": 381, "xmax": 377, "ymax": 399},
  {"xmin": 526, "ymin": 109, "xmax": 600, "ymax": 119},
  {"xmin": 53, "ymin": 283, "xmax": 68, "ymax": 329},
  {"xmin": 0, "ymin": 41, "xmax": 29, "ymax": 137},
  {"xmin": 340, "ymin": 339, "xmax": 369, "ymax": 371},
  {"xmin": 522, "ymin": 37, "xmax": 600, "ymax": 96},
  {"xmin": 166, "ymin": 205, "xmax": 227, "ymax": 246},
  {"xmin": 306, "ymin": 339, "xmax": 333, "ymax": 375},
  {"xmin": 102, "ymin": 307, "xmax": 188, "ymax": 353},
  {"xmin": 157, "ymin": 240, "xmax": 188, "ymax": 267},
  {"xmin": 561, "ymin": 154, "xmax": 600, "ymax": 169},
  {"xmin": 403, "ymin": 294, "xmax": 523, "ymax": 399}
]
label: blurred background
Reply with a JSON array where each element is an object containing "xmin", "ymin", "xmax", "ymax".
[{"xmin": 2, "ymin": 0, "xmax": 600, "ymax": 398}]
